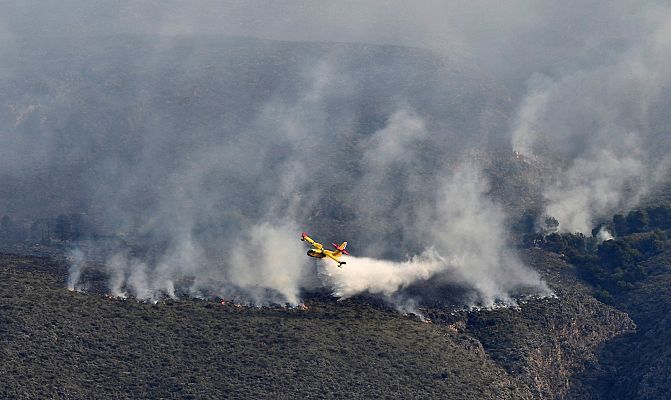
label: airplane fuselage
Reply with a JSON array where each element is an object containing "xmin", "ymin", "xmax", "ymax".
[
  {"xmin": 307, "ymin": 249, "xmax": 341, "ymax": 259},
  {"xmin": 307, "ymin": 249, "xmax": 326, "ymax": 258}
]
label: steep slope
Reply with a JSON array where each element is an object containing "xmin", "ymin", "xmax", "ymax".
[
  {"xmin": 526, "ymin": 209, "xmax": 671, "ymax": 399},
  {"xmin": 1, "ymin": 249, "xmax": 642, "ymax": 399},
  {"xmin": 577, "ymin": 252, "xmax": 671, "ymax": 399},
  {"xmin": 0, "ymin": 253, "xmax": 532, "ymax": 399},
  {"xmin": 423, "ymin": 249, "xmax": 635, "ymax": 399}
]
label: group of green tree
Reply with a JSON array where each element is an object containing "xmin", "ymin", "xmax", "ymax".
[
  {"xmin": 525, "ymin": 203, "xmax": 671, "ymax": 303},
  {"xmin": 0, "ymin": 213, "xmax": 93, "ymax": 246}
]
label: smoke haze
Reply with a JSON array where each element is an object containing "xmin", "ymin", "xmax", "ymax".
[
  {"xmin": 322, "ymin": 162, "xmax": 550, "ymax": 305},
  {"xmin": 1, "ymin": 1, "xmax": 669, "ymax": 305},
  {"xmin": 510, "ymin": 7, "xmax": 671, "ymax": 232}
]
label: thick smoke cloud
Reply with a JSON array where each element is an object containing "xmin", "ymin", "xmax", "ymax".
[
  {"xmin": 512, "ymin": 8, "xmax": 671, "ymax": 232},
  {"xmin": 228, "ymin": 223, "xmax": 310, "ymax": 305},
  {"xmin": 430, "ymin": 164, "xmax": 549, "ymax": 303},
  {"xmin": 2, "ymin": 1, "xmax": 668, "ymax": 305},
  {"xmin": 325, "ymin": 162, "xmax": 550, "ymax": 306}
]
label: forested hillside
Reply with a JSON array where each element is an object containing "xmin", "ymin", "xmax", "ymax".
[{"xmin": 1, "ymin": 28, "xmax": 670, "ymax": 399}]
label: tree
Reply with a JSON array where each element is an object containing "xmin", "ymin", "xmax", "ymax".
[
  {"xmin": 612, "ymin": 214, "xmax": 628, "ymax": 236},
  {"xmin": 598, "ymin": 240, "xmax": 639, "ymax": 269},
  {"xmin": 626, "ymin": 209, "xmax": 649, "ymax": 233},
  {"xmin": 30, "ymin": 219, "xmax": 52, "ymax": 244},
  {"xmin": 69, "ymin": 213, "xmax": 84, "ymax": 242},
  {"xmin": 0, "ymin": 215, "xmax": 28, "ymax": 244},
  {"xmin": 629, "ymin": 230, "xmax": 668, "ymax": 257},
  {"xmin": 543, "ymin": 233, "xmax": 565, "ymax": 253},
  {"xmin": 647, "ymin": 204, "xmax": 671, "ymax": 230},
  {"xmin": 540, "ymin": 216, "xmax": 560, "ymax": 235},
  {"xmin": 54, "ymin": 214, "xmax": 71, "ymax": 244},
  {"xmin": 514, "ymin": 212, "xmax": 536, "ymax": 234},
  {"xmin": 0, "ymin": 215, "xmax": 13, "ymax": 243}
]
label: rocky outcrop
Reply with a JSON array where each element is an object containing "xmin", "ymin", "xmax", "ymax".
[{"xmin": 424, "ymin": 249, "xmax": 636, "ymax": 399}]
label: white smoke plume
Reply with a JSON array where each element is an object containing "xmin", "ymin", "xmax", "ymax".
[
  {"xmin": 107, "ymin": 252, "xmax": 129, "ymax": 298},
  {"xmin": 323, "ymin": 162, "xmax": 552, "ymax": 306},
  {"xmin": 228, "ymin": 222, "xmax": 310, "ymax": 305},
  {"xmin": 544, "ymin": 151, "xmax": 645, "ymax": 234},
  {"xmin": 89, "ymin": 107, "xmax": 550, "ymax": 307},
  {"xmin": 511, "ymin": 77, "xmax": 550, "ymax": 158},
  {"xmin": 100, "ymin": 222, "xmax": 310, "ymax": 305},
  {"xmin": 512, "ymin": 10, "xmax": 671, "ymax": 233},
  {"xmin": 596, "ymin": 226, "xmax": 614, "ymax": 244},
  {"xmin": 428, "ymin": 163, "xmax": 552, "ymax": 304},
  {"xmin": 66, "ymin": 248, "xmax": 85, "ymax": 291},
  {"xmin": 348, "ymin": 109, "xmax": 430, "ymax": 257}
]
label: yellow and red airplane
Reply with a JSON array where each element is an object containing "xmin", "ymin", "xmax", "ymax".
[{"xmin": 301, "ymin": 232, "xmax": 349, "ymax": 268}]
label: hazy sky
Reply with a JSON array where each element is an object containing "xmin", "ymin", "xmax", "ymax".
[{"xmin": 2, "ymin": 0, "xmax": 661, "ymax": 91}]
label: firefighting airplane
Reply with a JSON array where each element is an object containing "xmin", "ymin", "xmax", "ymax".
[{"xmin": 300, "ymin": 232, "xmax": 349, "ymax": 268}]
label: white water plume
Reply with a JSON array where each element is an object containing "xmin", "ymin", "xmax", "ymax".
[{"xmin": 318, "ymin": 250, "xmax": 445, "ymax": 299}]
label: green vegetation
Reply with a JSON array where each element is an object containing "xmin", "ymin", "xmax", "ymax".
[
  {"xmin": 2, "ymin": 202, "xmax": 671, "ymax": 399},
  {"xmin": 593, "ymin": 273, "xmax": 671, "ymax": 399},
  {"xmin": 529, "ymin": 203, "xmax": 671, "ymax": 303},
  {"xmin": 1, "ymin": 248, "xmax": 641, "ymax": 399},
  {"xmin": 522, "ymin": 202, "xmax": 671, "ymax": 399},
  {"xmin": 0, "ymin": 213, "xmax": 94, "ymax": 247},
  {"xmin": 0, "ymin": 254, "xmax": 531, "ymax": 399}
]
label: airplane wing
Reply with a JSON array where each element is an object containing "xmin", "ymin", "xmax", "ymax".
[
  {"xmin": 301, "ymin": 232, "xmax": 323, "ymax": 250},
  {"xmin": 324, "ymin": 252, "xmax": 346, "ymax": 267}
]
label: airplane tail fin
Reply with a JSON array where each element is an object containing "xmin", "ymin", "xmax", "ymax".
[{"xmin": 332, "ymin": 241, "xmax": 349, "ymax": 256}]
